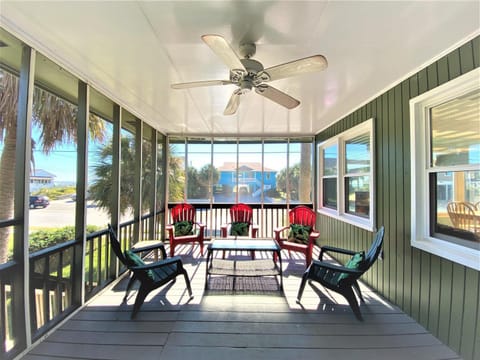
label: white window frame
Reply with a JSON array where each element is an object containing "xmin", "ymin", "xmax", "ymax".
[
  {"xmin": 318, "ymin": 118, "xmax": 375, "ymax": 231},
  {"xmin": 410, "ymin": 67, "xmax": 480, "ymax": 271}
]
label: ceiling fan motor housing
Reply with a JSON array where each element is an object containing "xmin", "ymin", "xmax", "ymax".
[{"xmin": 230, "ymin": 58, "xmax": 265, "ymax": 88}]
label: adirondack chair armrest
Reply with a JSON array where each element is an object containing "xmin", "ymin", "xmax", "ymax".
[
  {"xmin": 130, "ymin": 256, "xmax": 184, "ymax": 272},
  {"xmin": 273, "ymin": 226, "xmax": 289, "ymax": 239},
  {"xmin": 309, "ymin": 260, "xmax": 365, "ymax": 278},
  {"xmin": 130, "ymin": 242, "xmax": 167, "ymax": 259},
  {"xmin": 194, "ymin": 221, "xmax": 206, "ymax": 229},
  {"xmin": 165, "ymin": 224, "xmax": 174, "ymax": 234},
  {"xmin": 319, "ymin": 245, "xmax": 357, "ymax": 260}
]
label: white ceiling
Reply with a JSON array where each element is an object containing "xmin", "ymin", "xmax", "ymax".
[{"xmin": 1, "ymin": 1, "xmax": 479, "ymax": 137}]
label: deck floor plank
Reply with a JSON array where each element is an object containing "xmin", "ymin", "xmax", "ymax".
[{"xmin": 24, "ymin": 245, "xmax": 459, "ymax": 360}]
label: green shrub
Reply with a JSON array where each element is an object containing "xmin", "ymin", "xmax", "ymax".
[
  {"xmin": 32, "ymin": 186, "xmax": 76, "ymax": 200},
  {"xmin": 29, "ymin": 225, "xmax": 100, "ymax": 253}
]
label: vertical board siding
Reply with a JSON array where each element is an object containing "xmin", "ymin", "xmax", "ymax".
[{"xmin": 316, "ymin": 36, "xmax": 479, "ymax": 360}]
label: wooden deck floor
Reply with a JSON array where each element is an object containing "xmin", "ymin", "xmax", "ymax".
[{"xmin": 23, "ymin": 244, "xmax": 460, "ymax": 360}]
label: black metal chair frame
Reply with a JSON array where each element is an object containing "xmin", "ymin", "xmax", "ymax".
[
  {"xmin": 297, "ymin": 226, "xmax": 385, "ymax": 321},
  {"xmin": 108, "ymin": 224, "xmax": 193, "ymax": 318}
]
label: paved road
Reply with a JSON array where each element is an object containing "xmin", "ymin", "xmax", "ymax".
[{"xmin": 29, "ymin": 199, "xmax": 110, "ymax": 229}]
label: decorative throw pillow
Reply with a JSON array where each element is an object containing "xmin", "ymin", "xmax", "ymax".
[
  {"xmin": 174, "ymin": 220, "xmax": 194, "ymax": 236},
  {"xmin": 124, "ymin": 250, "xmax": 154, "ymax": 280},
  {"xmin": 230, "ymin": 222, "xmax": 249, "ymax": 236},
  {"xmin": 287, "ymin": 224, "xmax": 312, "ymax": 245},
  {"xmin": 335, "ymin": 251, "xmax": 366, "ymax": 284}
]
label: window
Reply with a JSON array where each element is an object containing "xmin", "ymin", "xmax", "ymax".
[
  {"xmin": 321, "ymin": 143, "xmax": 338, "ymax": 209},
  {"xmin": 410, "ymin": 67, "xmax": 480, "ymax": 270},
  {"xmin": 318, "ymin": 119, "xmax": 374, "ymax": 230},
  {"xmin": 167, "ymin": 137, "xmax": 314, "ymax": 205}
]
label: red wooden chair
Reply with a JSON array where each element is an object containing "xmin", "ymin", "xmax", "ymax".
[
  {"xmin": 274, "ymin": 205, "xmax": 320, "ymax": 267},
  {"xmin": 221, "ymin": 203, "xmax": 259, "ymax": 238},
  {"xmin": 166, "ymin": 203, "xmax": 205, "ymax": 257}
]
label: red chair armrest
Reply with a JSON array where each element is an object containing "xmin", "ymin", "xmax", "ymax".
[{"xmin": 273, "ymin": 226, "xmax": 289, "ymax": 239}]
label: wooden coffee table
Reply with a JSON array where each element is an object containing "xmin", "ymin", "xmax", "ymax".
[{"xmin": 204, "ymin": 238, "xmax": 283, "ymax": 291}]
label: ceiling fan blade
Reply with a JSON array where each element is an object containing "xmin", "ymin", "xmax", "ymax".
[
  {"xmin": 224, "ymin": 90, "xmax": 242, "ymax": 115},
  {"xmin": 201, "ymin": 34, "xmax": 246, "ymax": 72},
  {"xmin": 255, "ymin": 85, "xmax": 300, "ymax": 109},
  {"xmin": 259, "ymin": 55, "xmax": 328, "ymax": 82},
  {"xmin": 171, "ymin": 80, "xmax": 232, "ymax": 89}
]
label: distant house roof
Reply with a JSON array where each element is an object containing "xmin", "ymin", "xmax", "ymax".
[
  {"xmin": 217, "ymin": 162, "xmax": 275, "ymax": 172},
  {"xmin": 31, "ymin": 169, "xmax": 56, "ymax": 179}
]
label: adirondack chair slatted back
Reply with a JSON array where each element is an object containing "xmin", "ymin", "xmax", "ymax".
[
  {"xmin": 171, "ymin": 203, "xmax": 196, "ymax": 223},
  {"xmin": 108, "ymin": 224, "xmax": 128, "ymax": 266},
  {"xmin": 289, "ymin": 205, "xmax": 316, "ymax": 228},
  {"xmin": 364, "ymin": 226, "xmax": 385, "ymax": 269},
  {"xmin": 230, "ymin": 203, "xmax": 253, "ymax": 224}
]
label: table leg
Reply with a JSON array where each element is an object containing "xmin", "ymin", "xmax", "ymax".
[
  {"xmin": 277, "ymin": 250, "xmax": 283, "ymax": 291},
  {"xmin": 205, "ymin": 249, "xmax": 212, "ymax": 290}
]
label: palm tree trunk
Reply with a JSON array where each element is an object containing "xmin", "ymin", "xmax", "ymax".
[{"xmin": 0, "ymin": 121, "xmax": 17, "ymax": 263}]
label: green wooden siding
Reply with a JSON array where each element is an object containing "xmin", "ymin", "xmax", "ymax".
[{"xmin": 315, "ymin": 36, "xmax": 479, "ymax": 360}]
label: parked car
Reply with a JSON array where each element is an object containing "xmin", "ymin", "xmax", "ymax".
[{"xmin": 29, "ymin": 195, "xmax": 50, "ymax": 209}]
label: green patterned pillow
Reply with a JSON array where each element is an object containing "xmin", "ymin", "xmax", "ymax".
[
  {"xmin": 174, "ymin": 220, "xmax": 194, "ymax": 236},
  {"xmin": 334, "ymin": 251, "xmax": 365, "ymax": 284},
  {"xmin": 230, "ymin": 222, "xmax": 249, "ymax": 236},
  {"xmin": 287, "ymin": 224, "xmax": 312, "ymax": 245},
  {"xmin": 124, "ymin": 250, "xmax": 154, "ymax": 280}
]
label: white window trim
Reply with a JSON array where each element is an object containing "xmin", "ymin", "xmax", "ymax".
[
  {"xmin": 318, "ymin": 118, "xmax": 375, "ymax": 231},
  {"xmin": 410, "ymin": 67, "xmax": 480, "ymax": 271}
]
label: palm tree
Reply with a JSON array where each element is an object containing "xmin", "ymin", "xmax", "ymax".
[
  {"xmin": 89, "ymin": 136, "xmax": 137, "ymax": 216},
  {"xmin": 89, "ymin": 140, "xmax": 183, "ymax": 215},
  {"xmin": 0, "ymin": 70, "xmax": 105, "ymax": 263},
  {"xmin": 168, "ymin": 149, "xmax": 185, "ymax": 202}
]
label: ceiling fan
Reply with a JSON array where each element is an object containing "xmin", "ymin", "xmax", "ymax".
[{"xmin": 171, "ymin": 34, "xmax": 328, "ymax": 115}]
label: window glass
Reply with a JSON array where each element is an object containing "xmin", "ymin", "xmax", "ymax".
[
  {"xmin": 288, "ymin": 141, "xmax": 312, "ymax": 204},
  {"xmin": 345, "ymin": 133, "xmax": 370, "ymax": 174},
  {"xmin": 431, "ymin": 89, "xmax": 480, "ymax": 167},
  {"xmin": 429, "ymin": 89, "xmax": 480, "ymax": 244},
  {"xmin": 156, "ymin": 133, "xmax": 165, "ymax": 211},
  {"xmin": 238, "ymin": 141, "xmax": 262, "ymax": 203},
  {"xmin": 87, "ymin": 88, "xmax": 112, "ymax": 230},
  {"xmin": 187, "ymin": 140, "xmax": 212, "ymax": 202},
  {"xmin": 264, "ymin": 140, "xmax": 288, "ymax": 204},
  {"xmin": 0, "ymin": 27, "xmax": 22, "ymax": 266},
  {"xmin": 120, "ymin": 110, "xmax": 136, "ymax": 223},
  {"xmin": 345, "ymin": 132, "xmax": 371, "ymax": 216},
  {"xmin": 156, "ymin": 133, "xmax": 165, "ymax": 237},
  {"xmin": 168, "ymin": 138, "xmax": 185, "ymax": 202},
  {"xmin": 213, "ymin": 141, "xmax": 237, "ymax": 203},
  {"xmin": 323, "ymin": 144, "xmax": 338, "ymax": 176},
  {"xmin": 29, "ymin": 52, "xmax": 78, "ymax": 251},
  {"xmin": 322, "ymin": 144, "xmax": 338, "ymax": 209},
  {"xmin": 345, "ymin": 175, "xmax": 370, "ymax": 217},
  {"xmin": 142, "ymin": 124, "xmax": 154, "ymax": 214}
]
